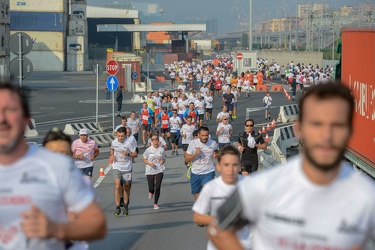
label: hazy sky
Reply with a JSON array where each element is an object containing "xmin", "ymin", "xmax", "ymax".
[
  {"xmin": 91, "ymin": 0, "xmax": 371, "ymax": 34},
  {"xmin": 157, "ymin": 0, "xmax": 370, "ymax": 33}
]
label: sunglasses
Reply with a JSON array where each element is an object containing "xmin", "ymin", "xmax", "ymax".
[
  {"xmin": 151, "ymin": 138, "xmax": 159, "ymax": 141},
  {"xmin": 245, "ymin": 124, "xmax": 254, "ymax": 127},
  {"xmin": 222, "ymin": 119, "xmax": 228, "ymax": 120},
  {"xmin": 80, "ymin": 134, "xmax": 88, "ymax": 136}
]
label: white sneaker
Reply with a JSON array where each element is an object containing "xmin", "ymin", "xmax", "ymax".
[
  {"xmin": 148, "ymin": 193, "xmax": 153, "ymax": 200},
  {"xmin": 154, "ymin": 204, "xmax": 160, "ymax": 210}
]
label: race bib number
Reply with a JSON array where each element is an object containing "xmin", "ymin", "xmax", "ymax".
[
  {"xmin": 162, "ymin": 120, "xmax": 168, "ymax": 125},
  {"xmin": 122, "ymin": 173, "xmax": 132, "ymax": 182},
  {"xmin": 142, "ymin": 115, "xmax": 148, "ymax": 120}
]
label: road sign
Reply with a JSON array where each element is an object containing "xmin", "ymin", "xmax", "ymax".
[
  {"xmin": 9, "ymin": 57, "xmax": 33, "ymax": 80},
  {"xmin": 106, "ymin": 60, "xmax": 119, "ymax": 76},
  {"xmin": 106, "ymin": 76, "xmax": 119, "ymax": 92},
  {"xmin": 132, "ymin": 71, "xmax": 138, "ymax": 80},
  {"xmin": 236, "ymin": 53, "xmax": 243, "ymax": 60},
  {"xmin": 93, "ymin": 64, "xmax": 103, "ymax": 76},
  {"xmin": 9, "ymin": 32, "xmax": 33, "ymax": 55}
]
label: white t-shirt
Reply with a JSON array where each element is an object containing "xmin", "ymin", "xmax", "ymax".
[
  {"xmin": 169, "ymin": 71, "xmax": 176, "ymax": 79},
  {"xmin": 143, "ymin": 146, "xmax": 166, "ymax": 175},
  {"xmin": 200, "ymin": 87, "xmax": 209, "ymax": 96},
  {"xmin": 111, "ymin": 138, "xmax": 137, "ymax": 171},
  {"xmin": 204, "ymin": 96, "xmax": 213, "ymax": 109},
  {"xmin": 147, "ymin": 136, "xmax": 167, "ymax": 147},
  {"xmin": 187, "ymin": 139, "xmax": 218, "ymax": 175},
  {"xmin": 236, "ymin": 156, "xmax": 375, "ymax": 249},
  {"xmin": 169, "ymin": 116, "xmax": 182, "ymax": 133},
  {"xmin": 216, "ymin": 123, "xmax": 232, "ymax": 143},
  {"xmin": 180, "ymin": 124, "xmax": 196, "ymax": 144},
  {"xmin": 232, "ymin": 90, "xmax": 238, "ymax": 103},
  {"xmin": 177, "ymin": 99, "xmax": 188, "ymax": 115},
  {"xmin": 216, "ymin": 112, "xmax": 229, "ymax": 121},
  {"xmin": 263, "ymin": 96, "xmax": 272, "ymax": 106},
  {"xmin": 192, "ymin": 176, "xmax": 251, "ymax": 250},
  {"xmin": 127, "ymin": 118, "xmax": 140, "ymax": 136},
  {"xmin": 0, "ymin": 146, "xmax": 95, "ymax": 250},
  {"xmin": 114, "ymin": 124, "xmax": 125, "ymax": 133},
  {"xmin": 178, "ymin": 84, "xmax": 186, "ymax": 93},
  {"xmin": 194, "ymin": 99, "xmax": 205, "ymax": 115}
]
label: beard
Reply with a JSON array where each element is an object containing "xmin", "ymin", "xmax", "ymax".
[
  {"xmin": 303, "ymin": 143, "xmax": 346, "ymax": 172},
  {"xmin": 0, "ymin": 132, "xmax": 23, "ymax": 154}
]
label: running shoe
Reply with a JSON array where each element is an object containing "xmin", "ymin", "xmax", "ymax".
[
  {"xmin": 114, "ymin": 206, "xmax": 121, "ymax": 216},
  {"xmin": 171, "ymin": 150, "xmax": 175, "ymax": 156},
  {"xmin": 154, "ymin": 204, "xmax": 160, "ymax": 210},
  {"xmin": 149, "ymin": 192, "xmax": 154, "ymax": 200},
  {"xmin": 123, "ymin": 205, "xmax": 128, "ymax": 216},
  {"xmin": 120, "ymin": 197, "xmax": 125, "ymax": 207},
  {"xmin": 176, "ymin": 150, "xmax": 179, "ymax": 155}
]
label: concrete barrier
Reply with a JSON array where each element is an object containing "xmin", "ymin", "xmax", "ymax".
[
  {"xmin": 270, "ymin": 125, "xmax": 299, "ymax": 164},
  {"xmin": 131, "ymin": 94, "xmax": 146, "ymax": 103},
  {"xmin": 63, "ymin": 122, "xmax": 100, "ymax": 136},
  {"xmin": 279, "ymin": 104, "xmax": 299, "ymax": 123},
  {"xmin": 89, "ymin": 133, "xmax": 115, "ymax": 148},
  {"xmin": 24, "ymin": 119, "xmax": 38, "ymax": 138}
]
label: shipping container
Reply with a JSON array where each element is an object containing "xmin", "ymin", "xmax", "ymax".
[
  {"xmin": 86, "ymin": 6, "xmax": 138, "ymax": 19},
  {"xmin": 115, "ymin": 60, "xmax": 141, "ymax": 90},
  {"xmin": 11, "ymin": 30, "xmax": 64, "ymax": 52},
  {"xmin": 0, "ymin": 24, "xmax": 5, "ymax": 56},
  {"xmin": 10, "ymin": 11, "xmax": 65, "ymax": 32},
  {"xmin": 71, "ymin": 4, "xmax": 86, "ymax": 19},
  {"xmin": 341, "ymin": 28, "xmax": 375, "ymax": 168},
  {"xmin": 0, "ymin": 56, "xmax": 10, "ymax": 81},
  {"xmin": 163, "ymin": 53, "xmax": 179, "ymax": 65},
  {"xmin": 69, "ymin": 19, "xmax": 86, "ymax": 36},
  {"xmin": 191, "ymin": 40, "xmax": 212, "ymax": 50},
  {"xmin": 10, "ymin": 50, "xmax": 64, "ymax": 71},
  {"xmin": 67, "ymin": 35, "xmax": 87, "ymax": 54},
  {"xmin": 10, "ymin": 0, "xmax": 64, "ymax": 12},
  {"xmin": 154, "ymin": 53, "xmax": 164, "ymax": 65},
  {"xmin": 67, "ymin": 53, "xmax": 85, "ymax": 72}
]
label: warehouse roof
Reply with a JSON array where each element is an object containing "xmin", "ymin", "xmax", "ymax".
[{"xmin": 97, "ymin": 24, "xmax": 206, "ymax": 32}]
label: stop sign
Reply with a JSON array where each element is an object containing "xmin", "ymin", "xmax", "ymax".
[
  {"xmin": 236, "ymin": 53, "xmax": 243, "ymax": 60},
  {"xmin": 106, "ymin": 60, "xmax": 119, "ymax": 75}
]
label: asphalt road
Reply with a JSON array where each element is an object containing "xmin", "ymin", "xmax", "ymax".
[{"xmin": 22, "ymin": 71, "xmax": 300, "ymax": 249}]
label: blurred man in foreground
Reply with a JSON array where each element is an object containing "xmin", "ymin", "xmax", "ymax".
[
  {"xmin": 209, "ymin": 82, "xmax": 375, "ymax": 249},
  {"xmin": 0, "ymin": 82, "xmax": 106, "ymax": 249}
]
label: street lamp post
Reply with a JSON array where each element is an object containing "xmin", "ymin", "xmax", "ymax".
[{"xmin": 249, "ymin": 0, "xmax": 253, "ymax": 50}]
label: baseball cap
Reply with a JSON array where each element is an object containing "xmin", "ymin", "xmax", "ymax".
[{"xmin": 79, "ymin": 129, "xmax": 88, "ymax": 135}]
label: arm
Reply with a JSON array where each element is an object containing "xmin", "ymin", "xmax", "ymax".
[
  {"xmin": 143, "ymin": 156, "xmax": 155, "ymax": 167},
  {"xmin": 90, "ymin": 148, "xmax": 99, "ymax": 161},
  {"xmin": 193, "ymin": 212, "xmax": 214, "ymax": 225},
  {"xmin": 256, "ymin": 142, "xmax": 267, "ymax": 150},
  {"xmin": 208, "ymin": 224, "xmax": 244, "ymax": 250},
  {"xmin": 109, "ymin": 147, "xmax": 115, "ymax": 162},
  {"xmin": 185, "ymin": 147, "xmax": 200, "ymax": 163}
]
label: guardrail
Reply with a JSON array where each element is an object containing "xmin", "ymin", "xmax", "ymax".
[{"xmin": 89, "ymin": 133, "xmax": 115, "ymax": 148}]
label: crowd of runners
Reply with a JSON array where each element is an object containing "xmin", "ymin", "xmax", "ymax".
[{"xmin": 3, "ymin": 52, "xmax": 373, "ymax": 250}]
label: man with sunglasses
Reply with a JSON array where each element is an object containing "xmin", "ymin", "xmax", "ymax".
[
  {"xmin": 237, "ymin": 119, "xmax": 266, "ymax": 176},
  {"xmin": 72, "ymin": 129, "xmax": 100, "ymax": 179}
]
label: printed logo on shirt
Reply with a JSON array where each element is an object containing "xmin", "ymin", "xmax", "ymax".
[
  {"xmin": 0, "ymin": 225, "xmax": 18, "ymax": 245},
  {"xmin": 337, "ymin": 220, "xmax": 364, "ymax": 235},
  {"xmin": 265, "ymin": 212, "xmax": 305, "ymax": 227},
  {"xmin": 20, "ymin": 172, "xmax": 47, "ymax": 185}
]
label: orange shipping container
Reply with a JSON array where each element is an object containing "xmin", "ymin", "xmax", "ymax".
[{"xmin": 341, "ymin": 28, "xmax": 375, "ymax": 168}]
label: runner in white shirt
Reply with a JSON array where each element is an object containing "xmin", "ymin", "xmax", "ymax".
[
  {"xmin": 114, "ymin": 115, "xmax": 127, "ymax": 136},
  {"xmin": 193, "ymin": 146, "xmax": 251, "ymax": 249},
  {"xmin": 180, "ymin": 116, "xmax": 196, "ymax": 165},
  {"xmin": 170, "ymin": 70, "xmax": 176, "ymax": 88},
  {"xmin": 143, "ymin": 133, "xmax": 166, "ymax": 210},
  {"xmin": 185, "ymin": 126, "xmax": 218, "ymax": 201},
  {"xmin": 216, "ymin": 117, "xmax": 232, "ymax": 150},
  {"xmin": 177, "ymin": 94, "xmax": 188, "ymax": 122},
  {"xmin": 195, "ymin": 94, "xmax": 206, "ymax": 127},
  {"xmin": 231, "ymin": 86, "xmax": 239, "ymax": 119},
  {"xmin": 0, "ymin": 83, "xmax": 106, "ymax": 249},
  {"xmin": 178, "ymin": 81, "xmax": 187, "ymax": 94},
  {"xmin": 110, "ymin": 127, "xmax": 138, "ymax": 216},
  {"xmin": 169, "ymin": 109, "xmax": 182, "ymax": 155},
  {"xmin": 204, "ymin": 91, "xmax": 214, "ymax": 122},
  {"xmin": 127, "ymin": 111, "xmax": 141, "ymax": 146},
  {"xmin": 216, "ymin": 105, "xmax": 230, "ymax": 123},
  {"xmin": 200, "ymin": 83, "xmax": 209, "ymax": 97},
  {"xmin": 209, "ymin": 83, "xmax": 375, "ymax": 250},
  {"xmin": 262, "ymin": 91, "xmax": 272, "ymax": 120}
]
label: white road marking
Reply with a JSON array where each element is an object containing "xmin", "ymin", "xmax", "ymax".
[{"xmin": 93, "ymin": 164, "xmax": 112, "ymax": 189}]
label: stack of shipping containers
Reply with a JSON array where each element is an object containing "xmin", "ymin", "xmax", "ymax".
[
  {"xmin": 67, "ymin": 0, "xmax": 88, "ymax": 71},
  {"xmin": 0, "ymin": 0, "xmax": 10, "ymax": 80},
  {"xmin": 9, "ymin": 0, "xmax": 67, "ymax": 71}
]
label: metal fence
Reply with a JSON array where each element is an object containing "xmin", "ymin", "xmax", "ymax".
[{"xmin": 322, "ymin": 59, "xmax": 338, "ymax": 67}]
